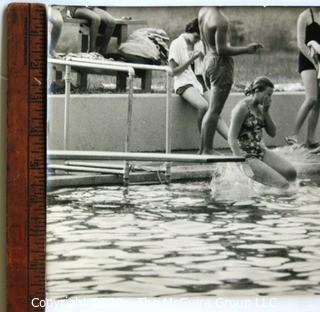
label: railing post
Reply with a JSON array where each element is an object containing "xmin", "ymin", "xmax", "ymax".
[
  {"xmin": 123, "ymin": 69, "xmax": 135, "ymax": 186},
  {"xmin": 165, "ymin": 69, "xmax": 173, "ymax": 183},
  {"xmin": 64, "ymin": 63, "xmax": 71, "ymax": 150}
]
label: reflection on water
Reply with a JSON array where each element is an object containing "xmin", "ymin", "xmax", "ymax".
[{"xmin": 46, "ymin": 175, "xmax": 320, "ymax": 298}]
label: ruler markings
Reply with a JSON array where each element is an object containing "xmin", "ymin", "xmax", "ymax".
[{"xmin": 27, "ymin": 4, "xmax": 47, "ymax": 312}]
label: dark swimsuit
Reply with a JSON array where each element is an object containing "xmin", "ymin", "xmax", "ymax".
[
  {"xmin": 238, "ymin": 104, "xmax": 266, "ymax": 160},
  {"xmin": 298, "ymin": 8, "xmax": 320, "ymax": 73}
]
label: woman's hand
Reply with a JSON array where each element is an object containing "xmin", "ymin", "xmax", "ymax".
[
  {"xmin": 262, "ymin": 96, "xmax": 271, "ymax": 113},
  {"xmin": 307, "ymin": 40, "xmax": 320, "ymax": 54},
  {"xmin": 190, "ymin": 50, "xmax": 203, "ymax": 61},
  {"xmin": 309, "ymin": 46, "xmax": 319, "ymax": 71},
  {"xmin": 308, "ymin": 46, "xmax": 319, "ymax": 69},
  {"xmin": 246, "ymin": 42, "xmax": 263, "ymax": 54}
]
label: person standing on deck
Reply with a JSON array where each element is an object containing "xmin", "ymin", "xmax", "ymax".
[
  {"xmin": 168, "ymin": 18, "xmax": 229, "ymax": 153},
  {"xmin": 198, "ymin": 7, "xmax": 262, "ymax": 154},
  {"xmin": 285, "ymin": 8, "xmax": 320, "ymax": 149}
]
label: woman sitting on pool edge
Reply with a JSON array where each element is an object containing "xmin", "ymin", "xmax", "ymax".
[
  {"xmin": 228, "ymin": 76, "xmax": 297, "ymax": 188},
  {"xmin": 168, "ymin": 18, "xmax": 229, "ymax": 153}
]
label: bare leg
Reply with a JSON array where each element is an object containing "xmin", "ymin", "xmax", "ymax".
[
  {"xmin": 203, "ymin": 90, "xmax": 229, "ymax": 140},
  {"xmin": 200, "ymin": 85, "xmax": 231, "ymax": 154},
  {"xmin": 93, "ymin": 8, "xmax": 116, "ymax": 56},
  {"xmin": 306, "ymin": 79, "xmax": 320, "ymax": 145},
  {"xmin": 74, "ymin": 8, "xmax": 101, "ymax": 52},
  {"xmin": 290, "ymin": 70, "xmax": 318, "ymax": 143},
  {"xmin": 181, "ymin": 87, "xmax": 208, "ymax": 131},
  {"xmin": 245, "ymin": 158, "xmax": 290, "ymax": 188},
  {"xmin": 263, "ymin": 149, "xmax": 297, "ymax": 182},
  {"xmin": 49, "ymin": 8, "xmax": 63, "ymax": 58}
]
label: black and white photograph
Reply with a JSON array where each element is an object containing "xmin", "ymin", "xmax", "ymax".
[{"xmin": 46, "ymin": 3, "xmax": 320, "ymax": 305}]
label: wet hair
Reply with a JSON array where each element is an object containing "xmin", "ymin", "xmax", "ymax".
[
  {"xmin": 244, "ymin": 76, "xmax": 274, "ymax": 96},
  {"xmin": 185, "ymin": 18, "xmax": 200, "ymax": 34}
]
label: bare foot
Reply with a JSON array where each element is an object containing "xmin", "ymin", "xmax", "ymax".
[
  {"xmin": 285, "ymin": 135, "xmax": 298, "ymax": 146},
  {"xmin": 49, "ymin": 50, "xmax": 62, "ymax": 59},
  {"xmin": 310, "ymin": 145, "xmax": 320, "ymax": 154}
]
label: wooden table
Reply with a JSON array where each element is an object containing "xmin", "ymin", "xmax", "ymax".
[{"xmin": 113, "ymin": 18, "xmax": 147, "ymax": 45}]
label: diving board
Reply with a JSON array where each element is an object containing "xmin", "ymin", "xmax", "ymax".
[{"xmin": 48, "ymin": 150, "xmax": 245, "ymax": 163}]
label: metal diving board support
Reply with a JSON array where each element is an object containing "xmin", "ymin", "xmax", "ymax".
[
  {"xmin": 64, "ymin": 161, "xmax": 149, "ymax": 172},
  {"xmin": 48, "ymin": 164, "xmax": 124, "ymax": 175},
  {"xmin": 48, "ymin": 150, "xmax": 245, "ymax": 163}
]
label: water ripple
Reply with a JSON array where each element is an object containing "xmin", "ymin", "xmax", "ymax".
[{"xmin": 47, "ymin": 178, "xmax": 320, "ymax": 298}]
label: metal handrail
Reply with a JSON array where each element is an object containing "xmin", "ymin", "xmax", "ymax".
[
  {"xmin": 69, "ymin": 57, "xmax": 171, "ymax": 73},
  {"xmin": 67, "ymin": 57, "xmax": 174, "ymax": 181},
  {"xmin": 48, "ymin": 58, "xmax": 135, "ymax": 75},
  {"xmin": 48, "ymin": 57, "xmax": 173, "ymax": 183},
  {"xmin": 48, "ymin": 57, "xmax": 135, "ymax": 184}
]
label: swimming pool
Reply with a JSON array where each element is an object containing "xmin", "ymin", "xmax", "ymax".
[{"xmin": 46, "ymin": 168, "xmax": 320, "ymax": 298}]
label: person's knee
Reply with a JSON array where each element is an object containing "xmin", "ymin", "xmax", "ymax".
[
  {"xmin": 207, "ymin": 101, "xmax": 222, "ymax": 115},
  {"xmin": 91, "ymin": 15, "xmax": 101, "ymax": 27},
  {"xmin": 209, "ymin": 105, "xmax": 223, "ymax": 115},
  {"xmin": 313, "ymin": 98, "xmax": 320, "ymax": 110},
  {"xmin": 51, "ymin": 11, "xmax": 63, "ymax": 29},
  {"xmin": 285, "ymin": 166, "xmax": 297, "ymax": 182},
  {"xmin": 54, "ymin": 13, "xmax": 63, "ymax": 26},
  {"xmin": 306, "ymin": 96, "xmax": 318, "ymax": 109},
  {"xmin": 102, "ymin": 16, "xmax": 116, "ymax": 28},
  {"xmin": 198, "ymin": 106, "xmax": 207, "ymax": 117}
]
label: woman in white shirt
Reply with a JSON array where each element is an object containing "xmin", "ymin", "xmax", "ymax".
[{"xmin": 168, "ymin": 18, "xmax": 228, "ymax": 153}]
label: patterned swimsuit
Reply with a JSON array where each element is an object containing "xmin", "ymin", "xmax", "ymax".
[{"xmin": 238, "ymin": 105, "xmax": 266, "ymax": 160}]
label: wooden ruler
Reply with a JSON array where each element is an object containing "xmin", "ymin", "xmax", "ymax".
[{"xmin": 7, "ymin": 3, "xmax": 46, "ymax": 311}]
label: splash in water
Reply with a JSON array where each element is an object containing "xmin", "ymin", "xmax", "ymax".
[
  {"xmin": 274, "ymin": 145, "xmax": 317, "ymax": 163},
  {"xmin": 210, "ymin": 163, "xmax": 257, "ymax": 202},
  {"xmin": 210, "ymin": 146, "xmax": 308, "ymax": 202}
]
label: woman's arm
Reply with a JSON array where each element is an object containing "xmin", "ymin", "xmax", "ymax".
[
  {"xmin": 169, "ymin": 51, "xmax": 202, "ymax": 76},
  {"xmin": 262, "ymin": 98, "xmax": 276, "ymax": 137},
  {"xmin": 215, "ymin": 23, "xmax": 262, "ymax": 56},
  {"xmin": 263, "ymin": 112, "xmax": 276, "ymax": 137},
  {"xmin": 228, "ymin": 103, "xmax": 247, "ymax": 156},
  {"xmin": 297, "ymin": 12, "xmax": 317, "ymax": 66}
]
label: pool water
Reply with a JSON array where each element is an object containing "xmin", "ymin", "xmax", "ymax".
[{"xmin": 46, "ymin": 169, "xmax": 320, "ymax": 298}]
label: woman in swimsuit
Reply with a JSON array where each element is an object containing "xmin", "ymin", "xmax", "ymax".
[
  {"xmin": 168, "ymin": 18, "xmax": 229, "ymax": 152},
  {"xmin": 229, "ymin": 77, "xmax": 297, "ymax": 188},
  {"xmin": 286, "ymin": 8, "xmax": 320, "ymax": 149}
]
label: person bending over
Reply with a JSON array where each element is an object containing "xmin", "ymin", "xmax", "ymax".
[
  {"xmin": 228, "ymin": 76, "xmax": 297, "ymax": 188},
  {"xmin": 198, "ymin": 7, "xmax": 262, "ymax": 154},
  {"xmin": 169, "ymin": 18, "xmax": 229, "ymax": 152}
]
